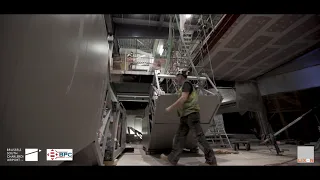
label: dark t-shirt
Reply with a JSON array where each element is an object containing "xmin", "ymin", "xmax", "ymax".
[{"xmin": 182, "ymin": 81, "xmax": 193, "ymax": 94}]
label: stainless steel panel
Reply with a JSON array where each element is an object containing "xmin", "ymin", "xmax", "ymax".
[
  {"xmin": 143, "ymin": 94, "xmax": 220, "ymax": 151},
  {"xmin": 145, "ymin": 124, "xmax": 210, "ymax": 150},
  {"xmin": 148, "ymin": 124, "xmax": 179, "ymax": 149},
  {"xmin": 154, "ymin": 95, "xmax": 180, "ymax": 124},
  {"xmin": 154, "ymin": 95, "xmax": 221, "ymax": 124},
  {"xmin": 218, "ymin": 102, "xmax": 241, "ymax": 114},
  {"xmin": 0, "ymin": 15, "xmax": 109, "ymax": 165},
  {"xmin": 157, "ymin": 74, "xmax": 207, "ymax": 80}
]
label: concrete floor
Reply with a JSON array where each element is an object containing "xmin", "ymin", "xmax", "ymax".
[{"xmin": 117, "ymin": 143, "xmax": 320, "ymax": 166}]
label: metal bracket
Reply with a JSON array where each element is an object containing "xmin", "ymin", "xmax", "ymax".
[
  {"xmin": 107, "ymin": 35, "xmax": 114, "ymax": 42},
  {"xmin": 112, "ymin": 102, "xmax": 118, "ymax": 112}
]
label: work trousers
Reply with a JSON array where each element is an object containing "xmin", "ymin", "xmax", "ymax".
[{"xmin": 167, "ymin": 112, "xmax": 217, "ymax": 165}]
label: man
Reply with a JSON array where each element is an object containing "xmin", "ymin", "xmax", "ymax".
[{"xmin": 160, "ymin": 70, "xmax": 218, "ymax": 166}]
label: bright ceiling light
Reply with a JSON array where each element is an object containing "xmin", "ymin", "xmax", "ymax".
[
  {"xmin": 185, "ymin": 14, "xmax": 192, "ymax": 19},
  {"xmin": 158, "ymin": 44, "xmax": 164, "ymax": 55}
]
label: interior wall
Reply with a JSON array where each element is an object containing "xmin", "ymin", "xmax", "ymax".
[{"xmin": 0, "ymin": 15, "xmax": 109, "ymax": 165}]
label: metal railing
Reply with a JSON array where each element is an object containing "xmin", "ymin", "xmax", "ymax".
[{"xmin": 111, "ymin": 55, "xmax": 167, "ymax": 73}]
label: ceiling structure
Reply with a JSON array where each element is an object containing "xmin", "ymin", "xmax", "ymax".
[
  {"xmin": 105, "ymin": 14, "xmax": 218, "ymax": 56},
  {"xmin": 117, "ymin": 39, "xmax": 155, "ymax": 54},
  {"xmin": 105, "ymin": 14, "xmax": 320, "ymax": 81},
  {"xmin": 199, "ymin": 14, "xmax": 320, "ymax": 81}
]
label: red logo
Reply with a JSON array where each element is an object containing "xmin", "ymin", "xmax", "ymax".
[{"xmin": 47, "ymin": 149, "xmax": 59, "ymax": 160}]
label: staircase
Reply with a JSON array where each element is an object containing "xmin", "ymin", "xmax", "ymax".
[
  {"xmin": 206, "ymin": 114, "xmax": 232, "ymax": 148},
  {"xmin": 178, "ymin": 30, "xmax": 193, "ymax": 69}
]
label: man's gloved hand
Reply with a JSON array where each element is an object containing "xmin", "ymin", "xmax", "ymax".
[{"xmin": 166, "ymin": 106, "xmax": 173, "ymax": 112}]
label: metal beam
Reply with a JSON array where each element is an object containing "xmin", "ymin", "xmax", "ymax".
[
  {"xmin": 157, "ymin": 74, "xmax": 207, "ymax": 80},
  {"xmin": 113, "ymin": 17, "xmax": 199, "ymax": 30},
  {"xmin": 158, "ymin": 14, "xmax": 165, "ymax": 30},
  {"xmin": 113, "ymin": 38, "xmax": 119, "ymax": 55},
  {"xmin": 104, "ymin": 14, "xmax": 119, "ymax": 55},
  {"xmin": 104, "ymin": 14, "xmax": 114, "ymax": 34},
  {"xmin": 115, "ymin": 24, "xmax": 179, "ymax": 39}
]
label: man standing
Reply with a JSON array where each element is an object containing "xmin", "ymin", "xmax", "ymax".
[{"xmin": 160, "ymin": 70, "xmax": 218, "ymax": 166}]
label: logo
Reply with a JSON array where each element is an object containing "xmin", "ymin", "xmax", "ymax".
[
  {"xmin": 297, "ymin": 146, "xmax": 314, "ymax": 163},
  {"xmin": 7, "ymin": 148, "xmax": 24, "ymax": 162},
  {"xmin": 25, "ymin": 148, "xmax": 41, "ymax": 161},
  {"xmin": 46, "ymin": 149, "xmax": 73, "ymax": 161}
]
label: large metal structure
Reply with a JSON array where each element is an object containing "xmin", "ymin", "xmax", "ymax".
[
  {"xmin": 142, "ymin": 73, "xmax": 222, "ymax": 153},
  {"xmin": 103, "ymin": 88, "xmax": 127, "ymax": 162},
  {"xmin": 0, "ymin": 15, "xmax": 128, "ymax": 166},
  {"xmin": 141, "ymin": 14, "xmax": 227, "ymax": 153}
]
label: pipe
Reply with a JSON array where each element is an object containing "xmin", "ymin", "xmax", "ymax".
[
  {"xmin": 154, "ymin": 72, "xmax": 161, "ymax": 90},
  {"xmin": 157, "ymin": 74, "xmax": 207, "ymax": 80},
  {"xmin": 164, "ymin": 15, "xmax": 173, "ymax": 74},
  {"xmin": 261, "ymin": 108, "xmax": 315, "ymax": 144}
]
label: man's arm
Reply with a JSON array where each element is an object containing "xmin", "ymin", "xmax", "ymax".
[{"xmin": 166, "ymin": 82, "xmax": 192, "ymax": 111}]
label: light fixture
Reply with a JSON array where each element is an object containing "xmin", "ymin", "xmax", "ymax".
[
  {"xmin": 158, "ymin": 44, "xmax": 164, "ymax": 55},
  {"xmin": 185, "ymin": 14, "xmax": 192, "ymax": 19}
]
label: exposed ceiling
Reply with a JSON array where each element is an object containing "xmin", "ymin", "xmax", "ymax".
[
  {"xmin": 199, "ymin": 14, "xmax": 320, "ymax": 81},
  {"xmin": 109, "ymin": 14, "xmax": 224, "ymax": 54},
  {"xmin": 111, "ymin": 14, "xmax": 205, "ymax": 55},
  {"xmin": 106, "ymin": 14, "xmax": 320, "ymax": 81},
  {"xmin": 112, "ymin": 14, "xmax": 201, "ymax": 30}
]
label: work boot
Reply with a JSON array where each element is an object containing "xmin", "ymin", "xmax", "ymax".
[
  {"xmin": 160, "ymin": 154, "xmax": 176, "ymax": 166},
  {"xmin": 190, "ymin": 148, "xmax": 199, "ymax": 154},
  {"xmin": 199, "ymin": 163, "xmax": 218, "ymax": 166},
  {"xmin": 199, "ymin": 161, "xmax": 218, "ymax": 166}
]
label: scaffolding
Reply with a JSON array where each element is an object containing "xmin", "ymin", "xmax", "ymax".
[{"xmin": 163, "ymin": 14, "xmax": 225, "ymax": 94}]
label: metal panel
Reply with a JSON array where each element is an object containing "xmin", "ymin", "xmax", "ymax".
[
  {"xmin": 111, "ymin": 70, "xmax": 154, "ymax": 75},
  {"xmin": 144, "ymin": 124, "xmax": 210, "ymax": 150},
  {"xmin": 274, "ymin": 15, "xmax": 320, "ymax": 45},
  {"xmin": 112, "ymin": 82, "xmax": 151, "ymax": 94},
  {"xmin": 115, "ymin": 24, "xmax": 178, "ymax": 39},
  {"xmin": 224, "ymin": 16, "xmax": 272, "ymax": 49},
  {"xmin": 154, "ymin": 95, "xmax": 221, "ymax": 124},
  {"xmin": 157, "ymin": 74, "xmax": 207, "ymax": 80},
  {"xmin": 235, "ymin": 81, "xmax": 264, "ymax": 112},
  {"xmin": 143, "ymin": 94, "xmax": 220, "ymax": 151},
  {"xmin": 258, "ymin": 65, "xmax": 320, "ymax": 96},
  {"xmin": 217, "ymin": 102, "xmax": 239, "ymax": 114},
  {"xmin": 0, "ymin": 15, "xmax": 109, "ymax": 165}
]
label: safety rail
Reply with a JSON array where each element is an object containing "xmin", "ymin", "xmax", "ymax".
[{"xmin": 111, "ymin": 55, "xmax": 167, "ymax": 73}]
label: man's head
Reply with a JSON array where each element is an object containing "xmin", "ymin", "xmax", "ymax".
[{"xmin": 175, "ymin": 70, "xmax": 188, "ymax": 85}]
